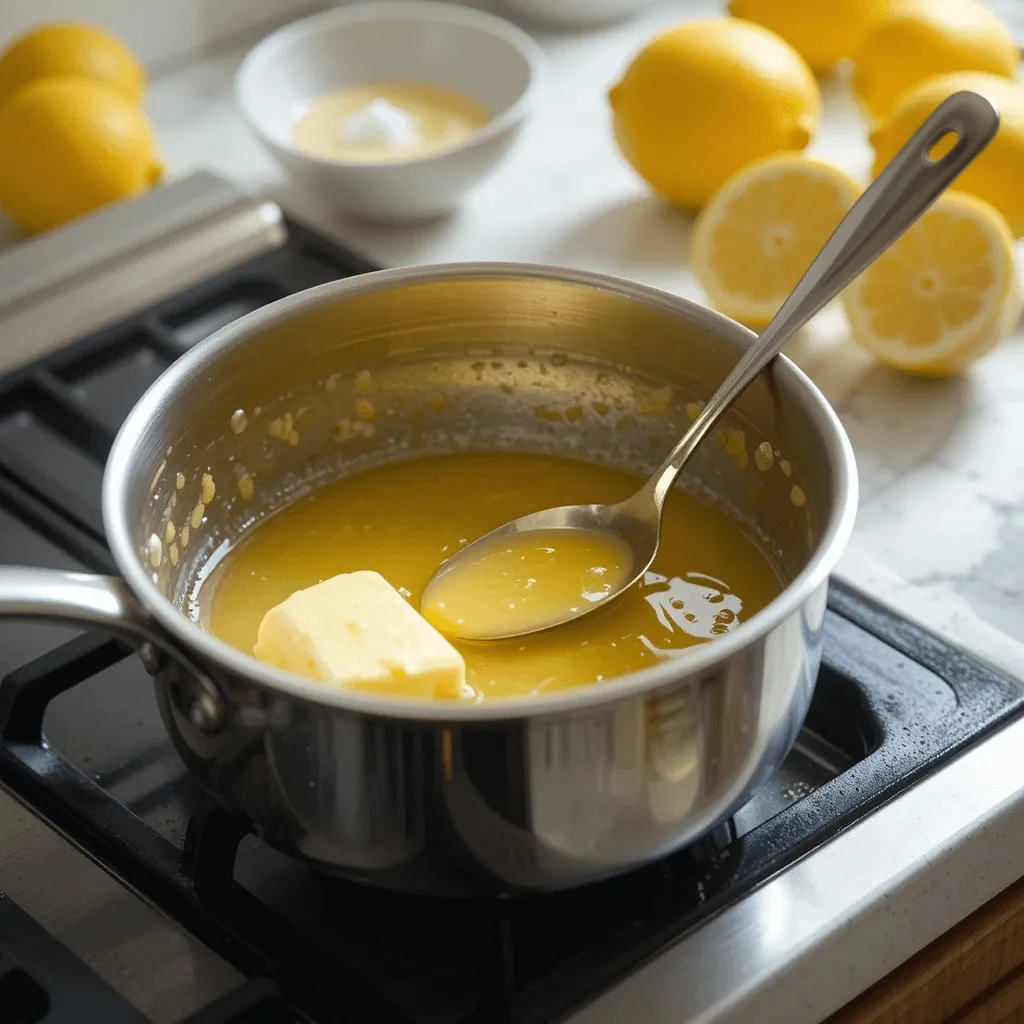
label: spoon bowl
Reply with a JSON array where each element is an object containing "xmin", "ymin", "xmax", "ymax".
[
  {"xmin": 421, "ymin": 491, "xmax": 660, "ymax": 640},
  {"xmin": 423, "ymin": 90, "xmax": 1000, "ymax": 641}
]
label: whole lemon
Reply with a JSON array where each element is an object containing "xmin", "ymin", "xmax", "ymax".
[
  {"xmin": 728, "ymin": 0, "xmax": 891, "ymax": 73},
  {"xmin": 870, "ymin": 73, "xmax": 1024, "ymax": 237},
  {"xmin": 852, "ymin": 0, "xmax": 1018, "ymax": 120},
  {"xmin": 0, "ymin": 77, "xmax": 163, "ymax": 234},
  {"xmin": 0, "ymin": 22, "xmax": 145, "ymax": 110},
  {"xmin": 609, "ymin": 19, "xmax": 819, "ymax": 208}
]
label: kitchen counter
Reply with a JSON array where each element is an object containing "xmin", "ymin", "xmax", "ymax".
[
  {"xmin": 119, "ymin": 0, "xmax": 1024, "ymax": 687},
  {"xmin": 2, "ymin": 6, "xmax": 1024, "ymax": 1021}
]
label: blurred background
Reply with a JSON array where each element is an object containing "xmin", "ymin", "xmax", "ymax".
[
  {"xmin": 2, "ymin": 0, "xmax": 1012, "ymax": 74},
  {"xmin": 0, "ymin": 0, "xmax": 323, "ymax": 70}
]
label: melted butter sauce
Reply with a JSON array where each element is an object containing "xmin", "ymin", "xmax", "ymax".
[
  {"xmin": 291, "ymin": 81, "xmax": 491, "ymax": 163},
  {"xmin": 421, "ymin": 527, "xmax": 635, "ymax": 639},
  {"xmin": 205, "ymin": 452, "xmax": 783, "ymax": 700}
]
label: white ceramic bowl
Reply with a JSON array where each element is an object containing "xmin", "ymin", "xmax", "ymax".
[
  {"xmin": 236, "ymin": 2, "xmax": 543, "ymax": 221},
  {"xmin": 501, "ymin": 0, "xmax": 660, "ymax": 27}
]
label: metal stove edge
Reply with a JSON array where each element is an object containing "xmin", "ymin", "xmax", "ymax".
[{"xmin": 568, "ymin": 708, "xmax": 1024, "ymax": 1023}]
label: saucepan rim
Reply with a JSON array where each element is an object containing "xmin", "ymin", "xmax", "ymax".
[{"xmin": 103, "ymin": 262, "xmax": 858, "ymax": 722}]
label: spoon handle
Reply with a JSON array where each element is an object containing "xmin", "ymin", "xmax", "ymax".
[{"xmin": 643, "ymin": 89, "xmax": 1000, "ymax": 507}]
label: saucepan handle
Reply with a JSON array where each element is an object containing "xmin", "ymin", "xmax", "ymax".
[{"xmin": 0, "ymin": 567, "xmax": 226, "ymax": 733}]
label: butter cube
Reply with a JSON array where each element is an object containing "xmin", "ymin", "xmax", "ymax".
[{"xmin": 253, "ymin": 570, "xmax": 468, "ymax": 698}]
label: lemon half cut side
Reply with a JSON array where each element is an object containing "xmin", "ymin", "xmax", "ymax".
[
  {"xmin": 691, "ymin": 154, "xmax": 862, "ymax": 328},
  {"xmin": 843, "ymin": 192, "xmax": 1020, "ymax": 375}
]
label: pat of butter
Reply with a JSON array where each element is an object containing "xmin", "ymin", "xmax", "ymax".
[{"xmin": 253, "ymin": 570, "xmax": 468, "ymax": 698}]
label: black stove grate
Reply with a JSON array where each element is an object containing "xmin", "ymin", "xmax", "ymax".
[{"xmin": 0, "ymin": 217, "xmax": 1023, "ymax": 1024}]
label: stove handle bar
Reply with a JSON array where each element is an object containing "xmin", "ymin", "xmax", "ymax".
[{"xmin": 0, "ymin": 567, "xmax": 227, "ymax": 734}]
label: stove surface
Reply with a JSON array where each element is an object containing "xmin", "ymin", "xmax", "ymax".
[{"xmin": 1, "ymin": 210, "xmax": 1022, "ymax": 1024}]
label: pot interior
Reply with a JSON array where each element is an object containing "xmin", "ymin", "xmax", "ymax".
[{"xmin": 117, "ymin": 270, "xmax": 843, "ymax": 657}]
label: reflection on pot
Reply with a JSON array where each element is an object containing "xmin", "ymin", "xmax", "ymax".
[
  {"xmin": 265, "ymin": 706, "xmax": 428, "ymax": 870},
  {"xmin": 640, "ymin": 570, "xmax": 744, "ymax": 651},
  {"xmin": 646, "ymin": 686, "xmax": 702, "ymax": 824}
]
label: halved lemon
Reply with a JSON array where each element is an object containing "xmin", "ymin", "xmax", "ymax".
[
  {"xmin": 843, "ymin": 192, "xmax": 1020, "ymax": 376},
  {"xmin": 691, "ymin": 154, "xmax": 862, "ymax": 328}
]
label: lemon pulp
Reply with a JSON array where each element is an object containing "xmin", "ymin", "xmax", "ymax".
[
  {"xmin": 843, "ymin": 191, "xmax": 1020, "ymax": 375},
  {"xmin": 692, "ymin": 154, "xmax": 861, "ymax": 327},
  {"xmin": 204, "ymin": 452, "xmax": 783, "ymax": 700}
]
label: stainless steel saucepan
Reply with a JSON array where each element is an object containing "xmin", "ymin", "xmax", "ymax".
[{"xmin": 0, "ymin": 265, "xmax": 856, "ymax": 895}]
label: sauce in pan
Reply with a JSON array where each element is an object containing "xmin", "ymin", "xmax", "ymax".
[{"xmin": 205, "ymin": 451, "xmax": 782, "ymax": 700}]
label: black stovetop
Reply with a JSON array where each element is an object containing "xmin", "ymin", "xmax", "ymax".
[{"xmin": 1, "ymin": 220, "xmax": 1022, "ymax": 1024}]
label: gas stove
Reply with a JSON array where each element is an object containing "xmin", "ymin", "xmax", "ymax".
[{"xmin": 1, "ymin": 173, "xmax": 1023, "ymax": 1024}]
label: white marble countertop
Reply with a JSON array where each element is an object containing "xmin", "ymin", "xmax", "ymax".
[{"xmin": 11, "ymin": 0, "xmax": 1024, "ymax": 680}]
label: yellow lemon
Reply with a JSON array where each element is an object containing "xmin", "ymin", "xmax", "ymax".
[
  {"xmin": 0, "ymin": 22, "xmax": 146, "ymax": 110},
  {"xmin": 0, "ymin": 77, "xmax": 163, "ymax": 235},
  {"xmin": 691, "ymin": 154, "xmax": 862, "ymax": 328},
  {"xmin": 728, "ymin": 0, "xmax": 891, "ymax": 73},
  {"xmin": 871, "ymin": 73, "xmax": 1024, "ymax": 238},
  {"xmin": 843, "ymin": 192, "xmax": 1020, "ymax": 375},
  {"xmin": 852, "ymin": 0, "xmax": 1018, "ymax": 120},
  {"xmin": 609, "ymin": 18, "xmax": 819, "ymax": 209}
]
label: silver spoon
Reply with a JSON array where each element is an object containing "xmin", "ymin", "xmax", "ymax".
[{"xmin": 422, "ymin": 90, "xmax": 1000, "ymax": 641}]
